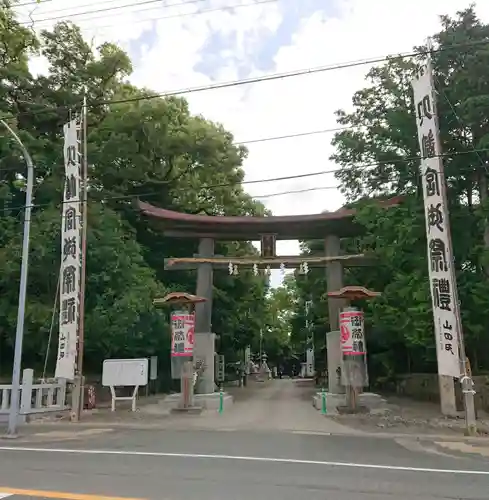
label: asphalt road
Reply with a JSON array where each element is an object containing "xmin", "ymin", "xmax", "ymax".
[
  {"xmin": 1, "ymin": 379, "xmax": 489, "ymax": 499},
  {"xmin": 0, "ymin": 429, "xmax": 489, "ymax": 500}
]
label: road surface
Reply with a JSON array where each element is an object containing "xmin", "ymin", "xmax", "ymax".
[{"xmin": 0, "ymin": 379, "xmax": 487, "ymax": 499}]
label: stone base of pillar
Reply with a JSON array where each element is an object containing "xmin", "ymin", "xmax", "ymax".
[
  {"xmin": 326, "ymin": 331, "xmax": 345, "ymax": 394},
  {"xmin": 194, "ymin": 332, "xmax": 216, "ymax": 394},
  {"xmin": 438, "ymin": 374, "xmax": 458, "ymax": 417},
  {"xmin": 170, "ymin": 406, "xmax": 203, "ymax": 415},
  {"xmin": 164, "ymin": 392, "xmax": 234, "ymax": 411}
]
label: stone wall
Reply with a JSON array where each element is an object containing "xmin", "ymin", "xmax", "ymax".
[{"xmin": 392, "ymin": 373, "xmax": 489, "ymax": 412}]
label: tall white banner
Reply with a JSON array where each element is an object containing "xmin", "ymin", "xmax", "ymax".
[
  {"xmin": 411, "ymin": 65, "xmax": 461, "ymax": 377},
  {"xmin": 55, "ymin": 119, "xmax": 81, "ymax": 380}
]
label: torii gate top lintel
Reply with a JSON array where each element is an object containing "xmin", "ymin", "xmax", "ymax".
[
  {"xmin": 327, "ymin": 286, "xmax": 381, "ymax": 300},
  {"xmin": 153, "ymin": 292, "xmax": 207, "ymax": 306},
  {"xmin": 138, "ymin": 196, "xmax": 403, "ymax": 240}
]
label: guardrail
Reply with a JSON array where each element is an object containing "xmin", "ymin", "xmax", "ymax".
[{"xmin": 0, "ymin": 368, "xmax": 68, "ymax": 422}]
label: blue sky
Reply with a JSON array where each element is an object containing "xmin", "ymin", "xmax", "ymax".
[
  {"xmin": 124, "ymin": 0, "xmax": 341, "ymax": 80},
  {"xmin": 193, "ymin": 0, "xmax": 339, "ymax": 80}
]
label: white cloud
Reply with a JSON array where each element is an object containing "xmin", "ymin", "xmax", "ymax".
[{"xmin": 17, "ymin": 0, "xmax": 489, "ymax": 283}]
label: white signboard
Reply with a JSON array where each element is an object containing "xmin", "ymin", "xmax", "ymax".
[
  {"xmin": 340, "ymin": 310, "xmax": 365, "ymax": 356},
  {"xmin": 55, "ymin": 119, "xmax": 81, "ymax": 380},
  {"xmin": 412, "ymin": 65, "xmax": 460, "ymax": 377},
  {"xmin": 102, "ymin": 358, "xmax": 149, "ymax": 387},
  {"xmin": 171, "ymin": 310, "xmax": 195, "ymax": 357}
]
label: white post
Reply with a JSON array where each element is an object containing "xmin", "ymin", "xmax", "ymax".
[
  {"xmin": 109, "ymin": 386, "xmax": 116, "ymax": 412},
  {"xmin": 131, "ymin": 386, "xmax": 139, "ymax": 412},
  {"xmin": 20, "ymin": 368, "xmax": 33, "ymax": 418}
]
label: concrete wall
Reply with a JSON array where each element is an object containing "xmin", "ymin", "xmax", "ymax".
[{"xmin": 387, "ymin": 373, "xmax": 489, "ymax": 412}]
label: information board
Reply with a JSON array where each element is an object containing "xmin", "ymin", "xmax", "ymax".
[{"xmin": 102, "ymin": 358, "xmax": 149, "ymax": 387}]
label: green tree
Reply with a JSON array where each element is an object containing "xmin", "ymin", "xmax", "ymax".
[
  {"xmin": 290, "ymin": 5, "xmax": 489, "ymax": 381},
  {"xmin": 0, "ymin": 7, "xmax": 271, "ymax": 378}
]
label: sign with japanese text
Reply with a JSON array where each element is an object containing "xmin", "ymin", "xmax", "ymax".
[
  {"xmin": 411, "ymin": 65, "xmax": 460, "ymax": 377},
  {"xmin": 55, "ymin": 119, "xmax": 81, "ymax": 380},
  {"xmin": 339, "ymin": 310, "xmax": 365, "ymax": 356},
  {"xmin": 306, "ymin": 348, "xmax": 315, "ymax": 377},
  {"xmin": 215, "ymin": 354, "xmax": 225, "ymax": 382},
  {"xmin": 171, "ymin": 310, "xmax": 195, "ymax": 357}
]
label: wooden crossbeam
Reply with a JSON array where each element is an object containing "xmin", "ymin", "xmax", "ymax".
[{"xmin": 164, "ymin": 254, "xmax": 373, "ymax": 270}]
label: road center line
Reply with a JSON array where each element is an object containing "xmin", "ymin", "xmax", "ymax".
[{"xmin": 0, "ymin": 445, "xmax": 488, "ymax": 476}]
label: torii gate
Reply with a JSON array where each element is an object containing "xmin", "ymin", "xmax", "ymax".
[{"xmin": 139, "ymin": 197, "xmax": 401, "ymax": 395}]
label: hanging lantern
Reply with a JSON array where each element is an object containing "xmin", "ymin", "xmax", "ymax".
[
  {"xmin": 253, "ymin": 263, "xmax": 258, "ymax": 276},
  {"xmin": 228, "ymin": 262, "xmax": 233, "ymax": 275}
]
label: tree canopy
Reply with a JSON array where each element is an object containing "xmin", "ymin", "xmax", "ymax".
[
  {"xmin": 0, "ymin": 3, "xmax": 286, "ymax": 378},
  {"xmin": 289, "ymin": 5, "xmax": 489, "ymax": 381}
]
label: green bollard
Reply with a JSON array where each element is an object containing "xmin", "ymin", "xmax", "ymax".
[
  {"xmin": 218, "ymin": 386, "xmax": 224, "ymax": 414},
  {"xmin": 321, "ymin": 388, "xmax": 327, "ymax": 415}
]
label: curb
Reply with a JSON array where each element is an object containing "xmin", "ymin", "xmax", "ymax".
[{"xmin": 8, "ymin": 421, "xmax": 489, "ymax": 444}]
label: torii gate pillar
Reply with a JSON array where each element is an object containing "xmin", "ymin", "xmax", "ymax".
[
  {"xmin": 194, "ymin": 237, "xmax": 216, "ymax": 394},
  {"xmin": 325, "ymin": 235, "xmax": 348, "ymax": 394}
]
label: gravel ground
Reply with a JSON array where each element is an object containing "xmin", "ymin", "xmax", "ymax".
[{"xmin": 329, "ymin": 395, "xmax": 489, "ymax": 435}]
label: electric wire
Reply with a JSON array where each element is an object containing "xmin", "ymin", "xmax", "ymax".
[
  {"xmin": 1, "ymin": 147, "xmax": 488, "ymax": 215},
  {"xmin": 4, "ymin": 38, "xmax": 489, "ymax": 125},
  {"xmin": 18, "ymin": 0, "xmax": 212, "ymax": 24}
]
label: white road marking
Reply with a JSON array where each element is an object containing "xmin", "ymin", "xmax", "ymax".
[
  {"xmin": 0, "ymin": 494, "xmax": 12, "ymax": 498},
  {"xmin": 0, "ymin": 445, "xmax": 488, "ymax": 476}
]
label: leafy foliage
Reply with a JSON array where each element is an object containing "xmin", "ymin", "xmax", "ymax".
[
  {"xmin": 289, "ymin": 5, "xmax": 489, "ymax": 381},
  {"xmin": 0, "ymin": 8, "xmax": 280, "ymax": 377}
]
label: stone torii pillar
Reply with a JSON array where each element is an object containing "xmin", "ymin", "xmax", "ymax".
[
  {"xmin": 325, "ymin": 234, "xmax": 348, "ymax": 394},
  {"xmin": 193, "ymin": 237, "xmax": 216, "ymax": 395}
]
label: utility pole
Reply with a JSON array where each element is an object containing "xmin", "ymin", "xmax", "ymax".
[
  {"xmin": 71, "ymin": 92, "xmax": 88, "ymax": 422},
  {"xmin": 1, "ymin": 120, "xmax": 34, "ymax": 437},
  {"xmin": 412, "ymin": 39, "xmax": 476, "ymax": 435}
]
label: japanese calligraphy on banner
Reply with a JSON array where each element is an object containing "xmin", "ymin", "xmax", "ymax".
[
  {"xmin": 171, "ymin": 311, "xmax": 195, "ymax": 357},
  {"xmin": 340, "ymin": 310, "xmax": 366, "ymax": 356},
  {"xmin": 411, "ymin": 65, "xmax": 460, "ymax": 377},
  {"xmin": 55, "ymin": 119, "xmax": 81, "ymax": 380}
]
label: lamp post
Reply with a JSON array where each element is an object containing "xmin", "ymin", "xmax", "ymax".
[{"xmin": 1, "ymin": 120, "xmax": 34, "ymax": 437}]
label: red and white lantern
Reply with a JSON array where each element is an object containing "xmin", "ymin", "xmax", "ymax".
[
  {"xmin": 171, "ymin": 310, "xmax": 195, "ymax": 357},
  {"xmin": 339, "ymin": 309, "xmax": 366, "ymax": 356}
]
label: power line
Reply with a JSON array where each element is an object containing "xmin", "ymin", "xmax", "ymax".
[
  {"xmin": 19, "ymin": 0, "xmax": 206, "ymax": 24},
  {"xmin": 235, "ymin": 126, "xmax": 350, "ymax": 145},
  {"xmin": 6, "ymin": 38, "xmax": 489, "ymax": 126},
  {"xmin": 12, "ymin": 0, "xmax": 52, "ymax": 7},
  {"xmin": 58, "ymin": 0, "xmax": 277, "ymax": 32},
  {"xmin": 3, "ymin": 146, "xmax": 489, "ymax": 215},
  {"xmin": 0, "ymin": 126, "xmax": 348, "ymax": 174},
  {"xmin": 0, "ymin": 182, "xmax": 340, "ymax": 216},
  {"xmin": 18, "ymin": 0, "xmax": 274, "ymax": 25},
  {"xmin": 254, "ymin": 186, "xmax": 338, "ymax": 199},
  {"xmin": 15, "ymin": 0, "xmax": 157, "ymax": 15}
]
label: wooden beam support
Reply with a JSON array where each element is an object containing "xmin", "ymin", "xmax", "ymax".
[{"xmin": 164, "ymin": 254, "xmax": 374, "ymax": 270}]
